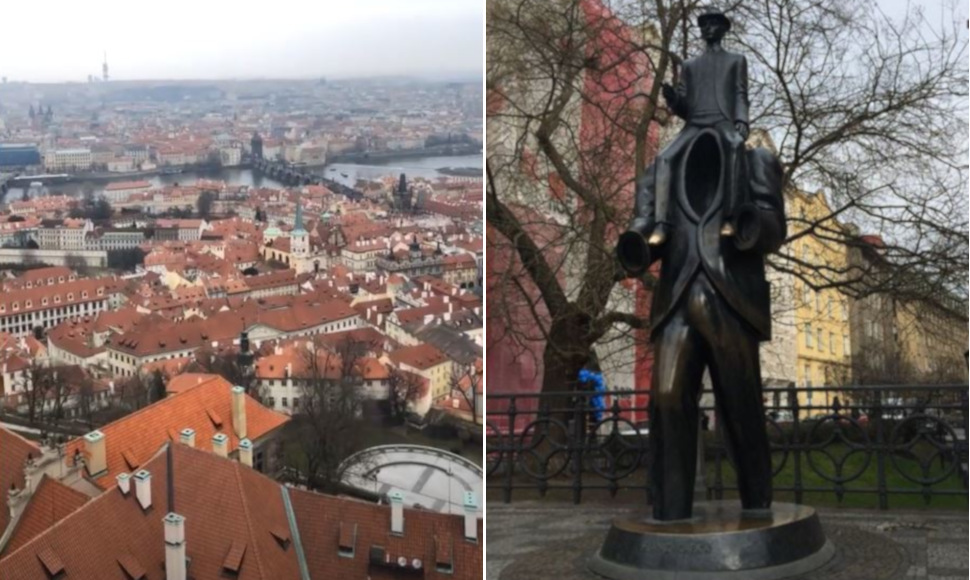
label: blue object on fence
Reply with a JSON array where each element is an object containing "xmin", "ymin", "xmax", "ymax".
[{"xmin": 578, "ymin": 369, "xmax": 607, "ymax": 423}]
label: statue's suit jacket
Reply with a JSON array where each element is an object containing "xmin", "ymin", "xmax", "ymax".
[
  {"xmin": 630, "ymin": 148, "xmax": 786, "ymax": 342},
  {"xmin": 669, "ymin": 48, "xmax": 750, "ymax": 126}
]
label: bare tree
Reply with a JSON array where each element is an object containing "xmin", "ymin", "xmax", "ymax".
[
  {"xmin": 77, "ymin": 375, "xmax": 97, "ymax": 429},
  {"xmin": 486, "ymin": 0, "xmax": 967, "ymax": 396},
  {"xmin": 116, "ymin": 371, "xmax": 159, "ymax": 411},
  {"xmin": 448, "ymin": 362, "xmax": 482, "ymax": 425},
  {"xmin": 288, "ymin": 337, "xmax": 367, "ymax": 492},
  {"xmin": 386, "ymin": 367, "xmax": 426, "ymax": 423},
  {"xmin": 24, "ymin": 360, "xmax": 54, "ymax": 424}
]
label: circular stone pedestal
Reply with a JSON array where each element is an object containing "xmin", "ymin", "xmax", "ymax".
[{"xmin": 588, "ymin": 502, "xmax": 834, "ymax": 580}]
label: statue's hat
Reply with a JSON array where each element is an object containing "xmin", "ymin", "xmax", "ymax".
[{"xmin": 697, "ymin": 6, "xmax": 731, "ymax": 30}]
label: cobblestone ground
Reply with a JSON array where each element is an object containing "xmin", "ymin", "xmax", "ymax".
[{"xmin": 486, "ymin": 502, "xmax": 968, "ymax": 580}]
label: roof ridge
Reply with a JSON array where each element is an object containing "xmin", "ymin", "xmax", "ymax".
[
  {"xmin": 233, "ymin": 461, "xmax": 267, "ymax": 578},
  {"xmin": 1, "ymin": 474, "xmax": 90, "ymax": 555},
  {"xmin": 0, "ymin": 425, "xmax": 42, "ymax": 452}
]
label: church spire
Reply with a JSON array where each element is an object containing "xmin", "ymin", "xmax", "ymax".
[{"xmin": 293, "ymin": 191, "xmax": 306, "ymax": 234}]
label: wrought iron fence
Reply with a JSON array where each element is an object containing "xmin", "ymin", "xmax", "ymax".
[{"xmin": 486, "ymin": 384, "xmax": 969, "ymax": 508}]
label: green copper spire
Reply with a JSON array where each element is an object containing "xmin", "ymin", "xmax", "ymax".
[{"xmin": 293, "ymin": 191, "xmax": 307, "ymax": 234}]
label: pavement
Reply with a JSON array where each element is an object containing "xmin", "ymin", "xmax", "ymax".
[
  {"xmin": 341, "ymin": 444, "xmax": 483, "ymax": 516},
  {"xmin": 486, "ymin": 501, "xmax": 969, "ymax": 580}
]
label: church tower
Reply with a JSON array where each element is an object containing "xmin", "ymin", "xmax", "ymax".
[
  {"xmin": 291, "ymin": 192, "xmax": 309, "ymax": 258},
  {"xmin": 394, "ymin": 173, "xmax": 413, "ymax": 212},
  {"xmin": 251, "ymin": 132, "xmax": 264, "ymax": 161}
]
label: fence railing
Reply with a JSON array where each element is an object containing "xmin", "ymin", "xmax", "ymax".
[{"xmin": 486, "ymin": 384, "xmax": 969, "ymax": 508}]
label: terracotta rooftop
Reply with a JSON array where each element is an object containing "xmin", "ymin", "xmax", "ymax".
[
  {"xmin": 2, "ymin": 475, "xmax": 89, "ymax": 555},
  {"xmin": 388, "ymin": 343, "xmax": 450, "ymax": 371},
  {"xmin": 165, "ymin": 372, "xmax": 227, "ymax": 395},
  {"xmin": 63, "ymin": 377, "xmax": 288, "ymax": 488},
  {"xmin": 0, "ymin": 444, "xmax": 482, "ymax": 579}
]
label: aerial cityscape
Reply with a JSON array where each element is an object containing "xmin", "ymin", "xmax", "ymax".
[{"xmin": 0, "ymin": 2, "xmax": 485, "ymax": 578}]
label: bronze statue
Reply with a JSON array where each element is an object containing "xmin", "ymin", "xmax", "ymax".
[{"xmin": 616, "ymin": 6, "xmax": 787, "ymax": 521}]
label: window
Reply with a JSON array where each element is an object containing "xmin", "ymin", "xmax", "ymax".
[
  {"xmin": 817, "ymin": 328, "xmax": 823, "ymax": 350},
  {"xmin": 829, "ymin": 332, "xmax": 835, "ymax": 354},
  {"xmin": 841, "ymin": 302, "xmax": 848, "ymax": 320},
  {"xmin": 804, "ymin": 364, "xmax": 812, "ymax": 387},
  {"xmin": 827, "ymin": 297, "xmax": 833, "ymax": 318},
  {"xmin": 843, "ymin": 335, "xmax": 850, "ymax": 355},
  {"xmin": 282, "ymin": 397, "xmax": 288, "ymax": 408},
  {"xmin": 815, "ymin": 292, "xmax": 821, "ymax": 313},
  {"xmin": 805, "ymin": 324, "xmax": 812, "ymax": 348},
  {"xmin": 292, "ymin": 397, "xmax": 299, "ymax": 409}
]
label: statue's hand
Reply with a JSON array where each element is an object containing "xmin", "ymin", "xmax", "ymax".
[
  {"xmin": 735, "ymin": 122, "xmax": 749, "ymax": 140},
  {"xmin": 661, "ymin": 83, "xmax": 677, "ymax": 106}
]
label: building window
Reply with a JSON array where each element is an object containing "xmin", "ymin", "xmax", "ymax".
[
  {"xmin": 829, "ymin": 332, "xmax": 835, "ymax": 354},
  {"xmin": 282, "ymin": 397, "xmax": 288, "ymax": 407},
  {"xmin": 843, "ymin": 335, "xmax": 850, "ymax": 354},
  {"xmin": 805, "ymin": 324, "xmax": 813, "ymax": 348},
  {"xmin": 817, "ymin": 328, "xmax": 823, "ymax": 350}
]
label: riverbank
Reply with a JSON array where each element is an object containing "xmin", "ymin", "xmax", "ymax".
[
  {"xmin": 326, "ymin": 144, "xmax": 481, "ymax": 165},
  {"xmin": 437, "ymin": 166, "xmax": 482, "ymax": 178},
  {"xmin": 8, "ymin": 163, "xmax": 248, "ymax": 186}
]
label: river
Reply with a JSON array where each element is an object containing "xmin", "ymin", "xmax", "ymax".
[{"xmin": 5, "ymin": 153, "xmax": 483, "ymax": 201}]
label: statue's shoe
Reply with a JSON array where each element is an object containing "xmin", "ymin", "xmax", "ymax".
[{"xmin": 649, "ymin": 223, "xmax": 670, "ymax": 246}]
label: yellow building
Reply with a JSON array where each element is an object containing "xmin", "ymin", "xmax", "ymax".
[{"xmin": 787, "ymin": 189, "xmax": 852, "ymax": 414}]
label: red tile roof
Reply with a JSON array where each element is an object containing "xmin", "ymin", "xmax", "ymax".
[
  {"xmin": 388, "ymin": 343, "xmax": 450, "ymax": 370},
  {"xmin": 63, "ymin": 377, "xmax": 288, "ymax": 488},
  {"xmin": 290, "ymin": 486, "xmax": 481, "ymax": 579},
  {"xmin": 0, "ymin": 444, "xmax": 482, "ymax": 579},
  {"xmin": 2, "ymin": 475, "xmax": 89, "ymax": 555},
  {"xmin": 0, "ymin": 444, "xmax": 301, "ymax": 580}
]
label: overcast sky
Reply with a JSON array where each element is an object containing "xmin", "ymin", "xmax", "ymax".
[{"xmin": 0, "ymin": 0, "xmax": 483, "ymax": 82}]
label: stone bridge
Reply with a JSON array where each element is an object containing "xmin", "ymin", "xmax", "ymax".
[{"xmin": 251, "ymin": 158, "xmax": 364, "ymax": 201}]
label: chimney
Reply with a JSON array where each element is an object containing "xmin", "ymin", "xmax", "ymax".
[
  {"xmin": 83, "ymin": 430, "xmax": 107, "ymax": 476},
  {"xmin": 238, "ymin": 438, "xmax": 253, "ymax": 467},
  {"xmin": 117, "ymin": 472, "xmax": 131, "ymax": 495},
  {"xmin": 163, "ymin": 512, "xmax": 187, "ymax": 580},
  {"xmin": 389, "ymin": 491, "xmax": 404, "ymax": 535},
  {"xmin": 212, "ymin": 433, "xmax": 228, "ymax": 458},
  {"xmin": 231, "ymin": 386, "xmax": 247, "ymax": 439},
  {"xmin": 179, "ymin": 428, "xmax": 195, "ymax": 448},
  {"xmin": 463, "ymin": 492, "xmax": 478, "ymax": 542},
  {"xmin": 133, "ymin": 469, "xmax": 152, "ymax": 510}
]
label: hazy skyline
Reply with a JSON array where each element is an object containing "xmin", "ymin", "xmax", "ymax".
[{"xmin": 0, "ymin": 0, "xmax": 483, "ymax": 83}]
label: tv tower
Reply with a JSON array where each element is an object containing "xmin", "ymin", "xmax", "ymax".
[{"xmin": 102, "ymin": 51, "xmax": 109, "ymax": 82}]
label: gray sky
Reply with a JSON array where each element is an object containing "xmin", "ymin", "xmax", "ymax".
[{"xmin": 0, "ymin": 0, "xmax": 483, "ymax": 82}]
